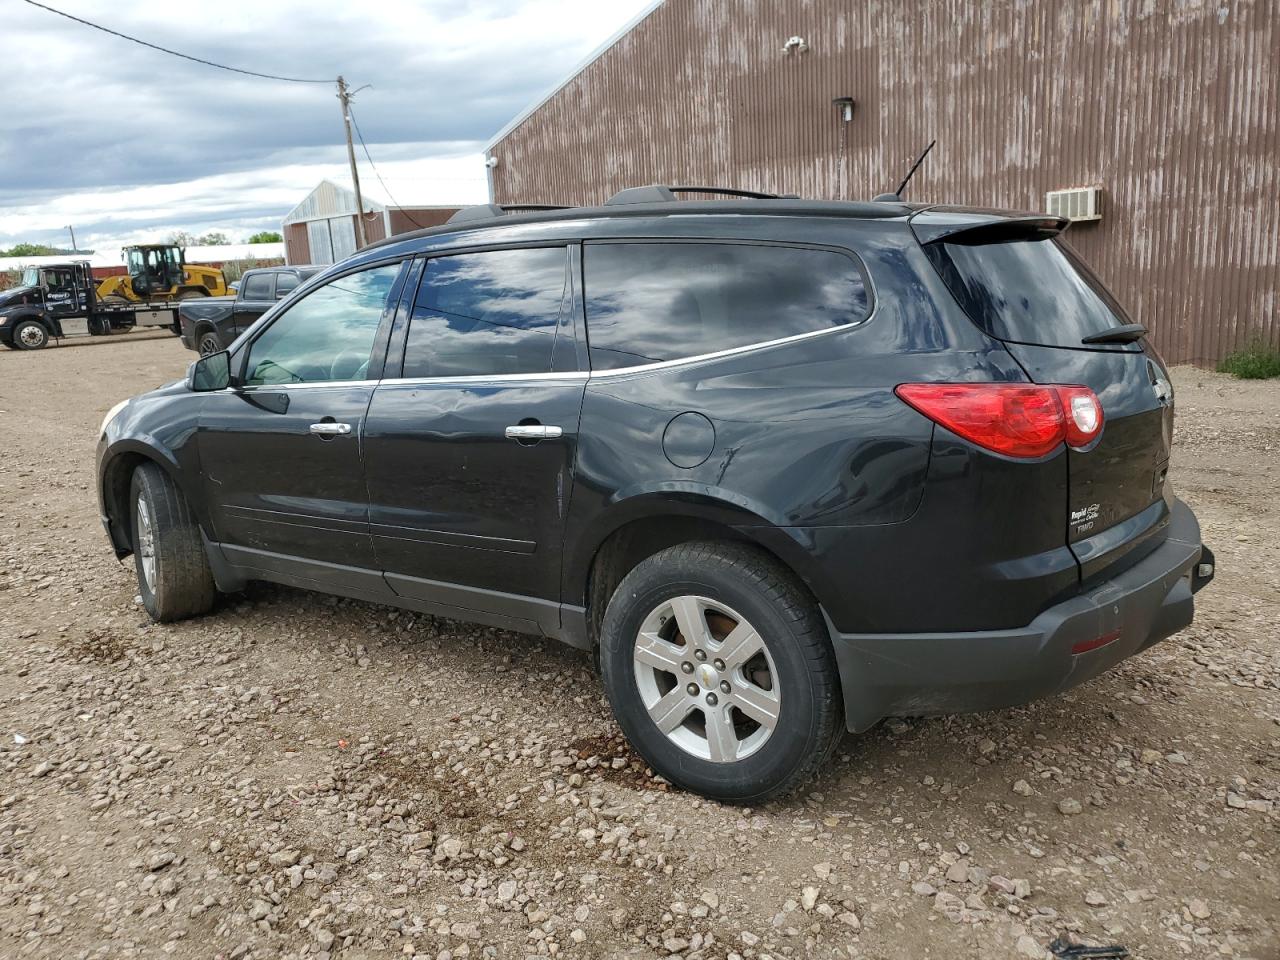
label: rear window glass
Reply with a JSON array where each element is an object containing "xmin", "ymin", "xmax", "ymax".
[
  {"xmin": 584, "ymin": 242, "xmax": 869, "ymax": 370},
  {"xmin": 924, "ymin": 237, "xmax": 1131, "ymax": 348}
]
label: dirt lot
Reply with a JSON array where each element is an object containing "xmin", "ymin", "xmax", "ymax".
[{"xmin": 0, "ymin": 334, "xmax": 1276, "ymax": 960}]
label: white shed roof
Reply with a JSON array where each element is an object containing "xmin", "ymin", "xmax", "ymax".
[{"xmin": 284, "ymin": 180, "xmax": 384, "ymax": 225}]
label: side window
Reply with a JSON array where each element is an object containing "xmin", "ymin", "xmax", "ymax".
[
  {"xmin": 584, "ymin": 242, "xmax": 870, "ymax": 370},
  {"xmin": 401, "ymin": 247, "xmax": 567, "ymax": 379},
  {"xmin": 44, "ymin": 268, "xmax": 71, "ymax": 291},
  {"xmin": 244, "ymin": 261, "xmax": 401, "ymax": 385},
  {"xmin": 241, "ymin": 272, "xmax": 274, "ymax": 300},
  {"xmin": 274, "ymin": 272, "xmax": 300, "ymax": 297}
]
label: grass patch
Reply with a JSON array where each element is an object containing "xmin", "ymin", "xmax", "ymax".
[{"xmin": 1217, "ymin": 343, "xmax": 1280, "ymax": 379}]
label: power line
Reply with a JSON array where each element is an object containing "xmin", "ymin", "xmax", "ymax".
[
  {"xmin": 21, "ymin": 0, "xmax": 333, "ymax": 83},
  {"xmin": 347, "ymin": 105, "xmax": 429, "ymax": 230}
]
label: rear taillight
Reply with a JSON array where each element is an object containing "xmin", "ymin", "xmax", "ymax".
[{"xmin": 895, "ymin": 383, "xmax": 1104, "ymax": 459}]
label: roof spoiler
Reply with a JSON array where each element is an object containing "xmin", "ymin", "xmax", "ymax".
[{"xmin": 910, "ymin": 215, "xmax": 1069, "ymax": 246}]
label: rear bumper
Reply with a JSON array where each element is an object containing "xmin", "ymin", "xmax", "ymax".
[{"xmin": 829, "ymin": 496, "xmax": 1211, "ymax": 732}]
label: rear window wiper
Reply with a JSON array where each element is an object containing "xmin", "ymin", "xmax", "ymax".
[{"xmin": 1081, "ymin": 323, "xmax": 1147, "ymax": 345}]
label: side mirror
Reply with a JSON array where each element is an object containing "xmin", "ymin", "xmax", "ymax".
[{"xmin": 188, "ymin": 350, "xmax": 232, "ymax": 392}]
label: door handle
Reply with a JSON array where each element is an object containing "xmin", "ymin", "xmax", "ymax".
[
  {"xmin": 505, "ymin": 424, "xmax": 563, "ymax": 440},
  {"xmin": 309, "ymin": 422, "xmax": 352, "ymax": 436}
]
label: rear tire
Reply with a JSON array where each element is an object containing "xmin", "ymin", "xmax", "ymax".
[
  {"xmin": 129, "ymin": 463, "xmax": 216, "ymax": 622},
  {"xmin": 599, "ymin": 541, "xmax": 844, "ymax": 804},
  {"xmin": 197, "ymin": 328, "xmax": 223, "ymax": 356},
  {"xmin": 175, "ymin": 290, "xmax": 208, "ymax": 301},
  {"xmin": 12, "ymin": 319, "xmax": 50, "ymax": 350}
]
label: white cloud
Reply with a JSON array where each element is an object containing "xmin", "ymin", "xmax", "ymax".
[{"xmin": 1, "ymin": 0, "xmax": 655, "ymax": 250}]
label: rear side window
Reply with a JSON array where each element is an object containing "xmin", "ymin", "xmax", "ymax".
[
  {"xmin": 584, "ymin": 242, "xmax": 870, "ymax": 370},
  {"xmin": 402, "ymin": 247, "xmax": 567, "ymax": 379},
  {"xmin": 924, "ymin": 237, "xmax": 1131, "ymax": 348},
  {"xmin": 241, "ymin": 272, "xmax": 273, "ymax": 300}
]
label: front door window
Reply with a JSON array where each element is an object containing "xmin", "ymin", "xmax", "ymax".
[{"xmin": 245, "ymin": 262, "xmax": 401, "ymax": 385}]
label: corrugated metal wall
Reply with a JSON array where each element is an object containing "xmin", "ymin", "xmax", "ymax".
[{"xmin": 490, "ymin": 0, "xmax": 1278, "ymax": 365}]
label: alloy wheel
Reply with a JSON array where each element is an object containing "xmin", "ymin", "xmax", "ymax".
[
  {"xmin": 632, "ymin": 595, "xmax": 781, "ymax": 762},
  {"xmin": 136, "ymin": 494, "xmax": 157, "ymax": 593}
]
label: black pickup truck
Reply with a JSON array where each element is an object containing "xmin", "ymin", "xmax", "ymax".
[{"xmin": 178, "ymin": 265, "xmax": 321, "ymax": 355}]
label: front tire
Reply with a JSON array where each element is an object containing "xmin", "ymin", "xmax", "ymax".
[
  {"xmin": 129, "ymin": 463, "xmax": 216, "ymax": 622},
  {"xmin": 12, "ymin": 319, "xmax": 50, "ymax": 350},
  {"xmin": 599, "ymin": 542, "xmax": 844, "ymax": 804}
]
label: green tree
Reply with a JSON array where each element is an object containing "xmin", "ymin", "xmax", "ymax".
[
  {"xmin": 196, "ymin": 231, "xmax": 231, "ymax": 246},
  {"xmin": 168, "ymin": 231, "xmax": 196, "ymax": 248},
  {"xmin": 0, "ymin": 242, "xmax": 58, "ymax": 257},
  {"xmin": 247, "ymin": 231, "xmax": 283, "ymax": 244}
]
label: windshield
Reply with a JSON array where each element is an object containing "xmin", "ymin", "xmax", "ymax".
[
  {"xmin": 21, "ymin": 268, "xmax": 39, "ymax": 287},
  {"xmin": 924, "ymin": 236, "xmax": 1136, "ymax": 349}
]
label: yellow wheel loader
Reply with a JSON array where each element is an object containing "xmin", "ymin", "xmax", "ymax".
[{"xmin": 96, "ymin": 244, "xmax": 229, "ymax": 304}]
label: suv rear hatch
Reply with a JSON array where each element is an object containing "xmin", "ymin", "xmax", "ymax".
[{"xmin": 913, "ymin": 211, "xmax": 1176, "ymax": 584}]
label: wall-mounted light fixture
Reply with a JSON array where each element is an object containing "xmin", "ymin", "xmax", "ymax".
[
  {"xmin": 832, "ymin": 97, "xmax": 855, "ymax": 122},
  {"xmin": 782, "ymin": 36, "xmax": 808, "ymax": 54}
]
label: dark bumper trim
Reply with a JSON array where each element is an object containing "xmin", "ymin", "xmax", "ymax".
[{"xmin": 828, "ymin": 497, "xmax": 1209, "ymax": 732}]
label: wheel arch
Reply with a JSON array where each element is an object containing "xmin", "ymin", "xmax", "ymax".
[
  {"xmin": 568, "ymin": 491, "xmax": 835, "ymax": 650},
  {"xmin": 9, "ymin": 312, "xmax": 54, "ymax": 343},
  {"xmin": 192, "ymin": 321, "xmax": 219, "ymax": 346},
  {"xmin": 99, "ymin": 439, "xmax": 192, "ymax": 558}
]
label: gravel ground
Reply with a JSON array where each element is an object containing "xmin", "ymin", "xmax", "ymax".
[{"xmin": 0, "ymin": 334, "xmax": 1276, "ymax": 960}]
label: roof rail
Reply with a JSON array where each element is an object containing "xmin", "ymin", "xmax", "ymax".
[
  {"xmin": 604, "ymin": 185, "xmax": 676, "ymax": 205},
  {"xmin": 604, "ymin": 184, "xmax": 797, "ymax": 205},
  {"xmin": 502, "ymin": 203, "xmax": 572, "ymax": 212},
  {"xmin": 447, "ymin": 204, "xmax": 506, "ymax": 224},
  {"xmin": 670, "ymin": 185, "xmax": 791, "ymax": 200},
  {"xmin": 446, "ymin": 203, "xmax": 574, "ymax": 224}
]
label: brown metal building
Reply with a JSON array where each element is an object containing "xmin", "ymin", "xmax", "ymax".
[{"xmin": 486, "ymin": 0, "xmax": 1278, "ymax": 365}]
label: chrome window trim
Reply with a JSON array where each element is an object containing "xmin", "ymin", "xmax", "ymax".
[
  {"xmin": 380, "ymin": 370, "xmax": 589, "ymax": 387},
  {"xmin": 234, "ymin": 379, "xmax": 381, "ymax": 392},
  {"xmin": 582, "ymin": 311, "xmax": 874, "ymax": 379},
  {"xmin": 225, "ymin": 312, "xmax": 872, "ymax": 392}
]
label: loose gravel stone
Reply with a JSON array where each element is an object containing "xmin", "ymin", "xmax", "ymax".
[{"xmin": 0, "ymin": 346, "xmax": 1274, "ymax": 960}]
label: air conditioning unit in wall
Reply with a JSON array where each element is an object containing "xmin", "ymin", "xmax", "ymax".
[{"xmin": 1046, "ymin": 186, "xmax": 1102, "ymax": 222}]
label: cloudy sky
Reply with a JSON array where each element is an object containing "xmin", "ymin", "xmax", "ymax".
[{"xmin": 0, "ymin": 0, "xmax": 655, "ymax": 252}]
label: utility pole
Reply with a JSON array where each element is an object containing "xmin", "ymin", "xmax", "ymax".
[
  {"xmin": 66, "ymin": 225, "xmax": 77, "ymax": 252},
  {"xmin": 336, "ymin": 75, "xmax": 368, "ymax": 250}
]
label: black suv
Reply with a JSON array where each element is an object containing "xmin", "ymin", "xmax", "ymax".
[{"xmin": 96, "ymin": 187, "xmax": 1214, "ymax": 803}]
